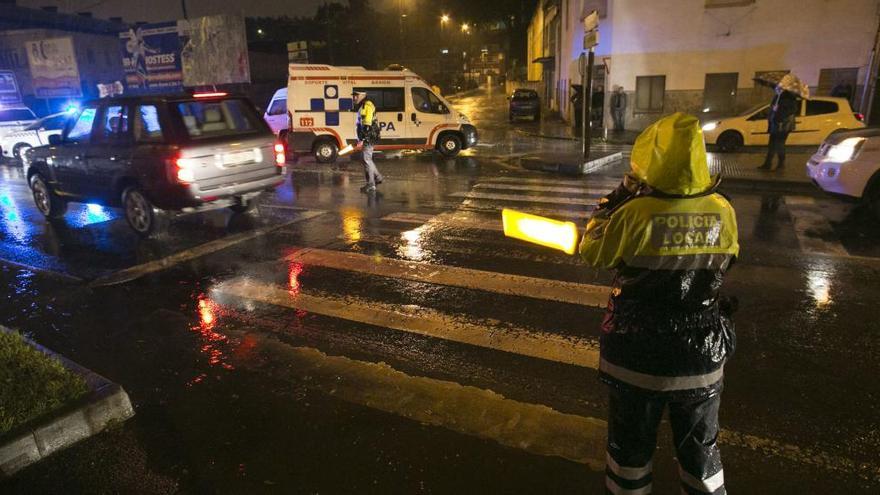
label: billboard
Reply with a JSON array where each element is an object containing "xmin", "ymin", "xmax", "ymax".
[
  {"xmin": 0, "ymin": 71, "xmax": 22, "ymax": 104},
  {"xmin": 25, "ymin": 37, "xmax": 82, "ymax": 98},
  {"xmin": 119, "ymin": 22, "xmax": 183, "ymax": 92},
  {"xmin": 180, "ymin": 15, "xmax": 250, "ymax": 86}
]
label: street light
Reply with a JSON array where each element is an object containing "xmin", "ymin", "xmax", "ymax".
[
  {"xmin": 461, "ymin": 23, "xmax": 470, "ymax": 33},
  {"xmin": 441, "ymin": 15, "xmax": 450, "ymax": 24}
]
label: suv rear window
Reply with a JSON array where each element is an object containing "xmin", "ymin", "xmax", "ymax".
[
  {"xmin": 175, "ymin": 99, "xmax": 263, "ymax": 140},
  {"xmin": 0, "ymin": 109, "xmax": 35, "ymax": 121}
]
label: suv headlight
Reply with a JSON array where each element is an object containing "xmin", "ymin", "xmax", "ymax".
[
  {"xmin": 701, "ymin": 122, "xmax": 717, "ymax": 132},
  {"xmin": 825, "ymin": 137, "xmax": 866, "ymax": 162}
]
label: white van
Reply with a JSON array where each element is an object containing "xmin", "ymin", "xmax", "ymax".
[
  {"xmin": 263, "ymin": 87, "xmax": 288, "ymax": 135},
  {"xmin": 278, "ymin": 64, "xmax": 477, "ymax": 163}
]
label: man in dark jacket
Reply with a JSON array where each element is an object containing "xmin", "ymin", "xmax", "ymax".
[
  {"xmin": 580, "ymin": 113, "xmax": 739, "ymax": 495},
  {"xmin": 759, "ymin": 79, "xmax": 799, "ymax": 171},
  {"xmin": 610, "ymin": 86, "xmax": 627, "ymax": 132}
]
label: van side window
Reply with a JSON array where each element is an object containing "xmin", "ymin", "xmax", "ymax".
[
  {"xmin": 66, "ymin": 106, "xmax": 98, "ymax": 143},
  {"xmin": 353, "ymin": 88, "xmax": 405, "ymax": 112},
  {"xmin": 267, "ymin": 98, "xmax": 287, "ymax": 116},
  {"xmin": 134, "ymin": 105, "xmax": 164, "ymax": 143},
  {"xmin": 411, "ymin": 88, "xmax": 447, "ymax": 114}
]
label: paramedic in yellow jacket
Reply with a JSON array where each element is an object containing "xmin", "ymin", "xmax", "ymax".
[
  {"xmin": 579, "ymin": 113, "xmax": 738, "ymax": 495},
  {"xmin": 353, "ymin": 90, "xmax": 384, "ymax": 193}
]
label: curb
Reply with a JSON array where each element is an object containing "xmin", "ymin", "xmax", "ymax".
[{"xmin": 0, "ymin": 330, "xmax": 135, "ymax": 477}]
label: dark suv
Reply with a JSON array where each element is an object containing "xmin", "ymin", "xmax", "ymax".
[{"xmin": 24, "ymin": 93, "xmax": 286, "ymax": 237}]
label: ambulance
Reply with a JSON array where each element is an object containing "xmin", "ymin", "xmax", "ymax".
[{"xmin": 277, "ymin": 64, "xmax": 478, "ymax": 163}]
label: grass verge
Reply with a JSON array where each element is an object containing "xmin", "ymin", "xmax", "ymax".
[{"xmin": 0, "ymin": 331, "xmax": 89, "ymax": 436}]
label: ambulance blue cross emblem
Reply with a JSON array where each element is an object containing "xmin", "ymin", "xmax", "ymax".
[{"xmin": 309, "ymin": 84, "xmax": 353, "ymax": 127}]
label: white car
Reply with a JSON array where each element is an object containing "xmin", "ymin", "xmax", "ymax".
[
  {"xmin": 807, "ymin": 128, "xmax": 880, "ymax": 218},
  {"xmin": 0, "ymin": 112, "xmax": 69, "ymax": 160},
  {"xmin": 702, "ymin": 97, "xmax": 865, "ymax": 151},
  {"xmin": 0, "ymin": 106, "xmax": 37, "ymax": 140}
]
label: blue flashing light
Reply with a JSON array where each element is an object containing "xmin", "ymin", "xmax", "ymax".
[{"xmin": 64, "ymin": 102, "xmax": 80, "ymax": 114}]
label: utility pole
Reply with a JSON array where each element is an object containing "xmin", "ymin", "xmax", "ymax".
[{"xmin": 582, "ymin": 10, "xmax": 599, "ymax": 162}]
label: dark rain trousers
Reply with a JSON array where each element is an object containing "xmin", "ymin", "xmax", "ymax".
[
  {"xmin": 761, "ymin": 131, "xmax": 790, "ymax": 169},
  {"xmin": 605, "ymin": 386, "xmax": 725, "ymax": 495}
]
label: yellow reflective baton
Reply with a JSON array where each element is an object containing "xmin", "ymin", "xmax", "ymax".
[
  {"xmin": 502, "ymin": 208, "xmax": 579, "ymax": 255},
  {"xmin": 339, "ymin": 144, "xmax": 355, "ymax": 156}
]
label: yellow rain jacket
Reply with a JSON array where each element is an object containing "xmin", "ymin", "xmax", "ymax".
[{"xmin": 579, "ymin": 113, "xmax": 739, "ymax": 398}]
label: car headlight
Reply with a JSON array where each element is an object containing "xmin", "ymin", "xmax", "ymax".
[
  {"xmin": 825, "ymin": 137, "xmax": 866, "ymax": 162},
  {"xmin": 701, "ymin": 122, "xmax": 718, "ymax": 132}
]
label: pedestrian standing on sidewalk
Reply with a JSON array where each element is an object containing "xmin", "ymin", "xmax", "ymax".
[
  {"xmin": 579, "ymin": 113, "xmax": 739, "ymax": 495},
  {"xmin": 610, "ymin": 86, "xmax": 627, "ymax": 132},
  {"xmin": 759, "ymin": 76, "xmax": 800, "ymax": 171},
  {"xmin": 353, "ymin": 90, "xmax": 384, "ymax": 193},
  {"xmin": 592, "ymin": 85, "xmax": 605, "ymax": 131}
]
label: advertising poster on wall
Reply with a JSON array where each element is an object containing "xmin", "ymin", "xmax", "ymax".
[
  {"xmin": 25, "ymin": 37, "xmax": 82, "ymax": 98},
  {"xmin": 180, "ymin": 15, "xmax": 251, "ymax": 87},
  {"xmin": 0, "ymin": 71, "xmax": 22, "ymax": 104},
  {"xmin": 119, "ymin": 22, "xmax": 183, "ymax": 92}
]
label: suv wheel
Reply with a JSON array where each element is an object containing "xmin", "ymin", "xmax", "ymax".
[
  {"xmin": 314, "ymin": 140, "xmax": 338, "ymax": 163},
  {"xmin": 30, "ymin": 175, "xmax": 67, "ymax": 219},
  {"xmin": 437, "ymin": 134, "xmax": 462, "ymax": 157},
  {"xmin": 868, "ymin": 181, "xmax": 880, "ymax": 221},
  {"xmin": 717, "ymin": 131, "xmax": 743, "ymax": 152},
  {"xmin": 123, "ymin": 187, "xmax": 162, "ymax": 237}
]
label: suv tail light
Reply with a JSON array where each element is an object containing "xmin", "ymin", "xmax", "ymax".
[
  {"xmin": 854, "ymin": 112, "xmax": 864, "ymax": 122},
  {"xmin": 193, "ymin": 92, "xmax": 228, "ymax": 98},
  {"xmin": 274, "ymin": 143, "xmax": 286, "ymax": 166},
  {"xmin": 175, "ymin": 157, "xmax": 196, "ymax": 183}
]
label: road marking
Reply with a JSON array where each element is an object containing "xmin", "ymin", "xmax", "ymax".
[
  {"xmin": 382, "ymin": 211, "xmax": 506, "ymax": 231},
  {"xmin": 286, "ymin": 247, "xmax": 609, "ymax": 307},
  {"xmin": 381, "ymin": 212, "xmax": 437, "ymax": 224},
  {"xmin": 461, "ymin": 200, "xmax": 592, "ymax": 219},
  {"xmin": 237, "ymin": 336, "xmax": 606, "ymax": 469},
  {"xmin": 475, "ymin": 182, "xmax": 611, "ymax": 195},
  {"xmin": 482, "ymin": 176, "xmax": 621, "ymax": 188},
  {"xmin": 212, "ymin": 278, "xmax": 601, "ymax": 369},
  {"xmin": 89, "ymin": 210, "xmax": 328, "ymax": 287},
  {"xmin": 451, "ymin": 191, "xmax": 598, "ymax": 206},
  {"xmin": 784, "ymin": 196, "xmax": 849, "ymax": 256},
  {"xmin": 229, "ymin": 329, "xmax": 880, "ymax": 481},
  {"xmin": 0, "ymin": 257, "xmax": 83, "ymax": 283}
]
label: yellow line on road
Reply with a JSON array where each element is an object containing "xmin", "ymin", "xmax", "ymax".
[
  {"xmin": 286, "ymin": 247, "xmax": 608, "ymax": 307},
  {"xmin": 89, "ymin": 210, "xmax": 327, "ymax": 287},
  {"xmin": 212, "ymin": 278, "xmax": 601, "ymax": 369}
]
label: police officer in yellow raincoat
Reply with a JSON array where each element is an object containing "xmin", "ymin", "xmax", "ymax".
[
  {"xmin": 579, "ymin": 113, "xmax": 738, "ymax": 495},
  {"xmin": 353, "ymin": 90, "xmax": 384, "ymax": 193}
]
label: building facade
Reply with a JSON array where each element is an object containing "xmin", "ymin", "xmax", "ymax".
[{"xmin": 528, "ymin": 0, "xmax": 880, "ymax": 130}]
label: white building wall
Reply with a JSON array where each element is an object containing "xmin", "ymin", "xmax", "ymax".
[
  {"xmin": 556, "ymin": 0, "xmax": 613, "ymax": 122},
  {"xmin": 606, "ymin": 0, "xmax": 879, "ymax": 130}
]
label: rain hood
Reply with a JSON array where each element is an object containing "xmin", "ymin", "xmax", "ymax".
[{"xmin": 629, "ymin": 113, "xmax": 713, "ymax": 196}]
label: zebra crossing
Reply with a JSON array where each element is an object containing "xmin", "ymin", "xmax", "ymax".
[{"xmin": 200, "ymin": 173, "xmax": 878, "ymax": 487}]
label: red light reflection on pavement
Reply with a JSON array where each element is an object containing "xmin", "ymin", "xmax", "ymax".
[
  {"xmin": 187, "ymin": 295, "xmax": 234, "ymax": 386},
  {"xmin": 288, "ymin": 262, "xmax": 304, "ymax": 296}
]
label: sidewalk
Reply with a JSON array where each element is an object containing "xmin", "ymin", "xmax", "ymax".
[{"xmin": 513, "ymin": 115, "xmax": 641, "ymax": 144}]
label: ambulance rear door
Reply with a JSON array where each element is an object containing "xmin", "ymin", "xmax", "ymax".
[{"xmin": 352, "ymin": 85, "xmax": 406, "ymax": 148}]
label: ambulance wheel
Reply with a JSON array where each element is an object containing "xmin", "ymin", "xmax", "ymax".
[
  {"xmin": 437, "ymin": 133, "xmax": 462, "ymax": 157},
  {"xmin": 314, "ymin": 139, "xmax": 338, "ymax": 163}
]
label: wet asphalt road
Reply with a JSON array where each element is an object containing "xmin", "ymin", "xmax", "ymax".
[{"xmin": 1, "ymin": 89, "xmax": 880, "ymax": 494}]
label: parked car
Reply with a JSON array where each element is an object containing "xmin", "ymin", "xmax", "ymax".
[
  {"xmin": 23, "ymin": 92, "xmax": 286, "ymax": 237},
  {"xmin": 702, "ymin": 96, "xmax": 864, "ymax": 152},
  {"xmin": 1, "ymin": 112, "xmax": 70, "ymax": 161},
  {"xmin": 0, "ymin": 106, "xmax": 37, "ymax": 140},
  {"xmin": 508, "ymin": 89, "xmax": 541, "ymax": 122},
  {"xmin": 806, "ymin": 127, "xmax": 880, "ymax": 218}
]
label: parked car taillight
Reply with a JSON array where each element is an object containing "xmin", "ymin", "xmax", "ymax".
[
  {"xmin": 854, "ymin": 113, "xmax": 865, "ymax": 122},
  {"xmin": 274, "ymin": 143, "xmax": 286, "ymax": 166}
]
